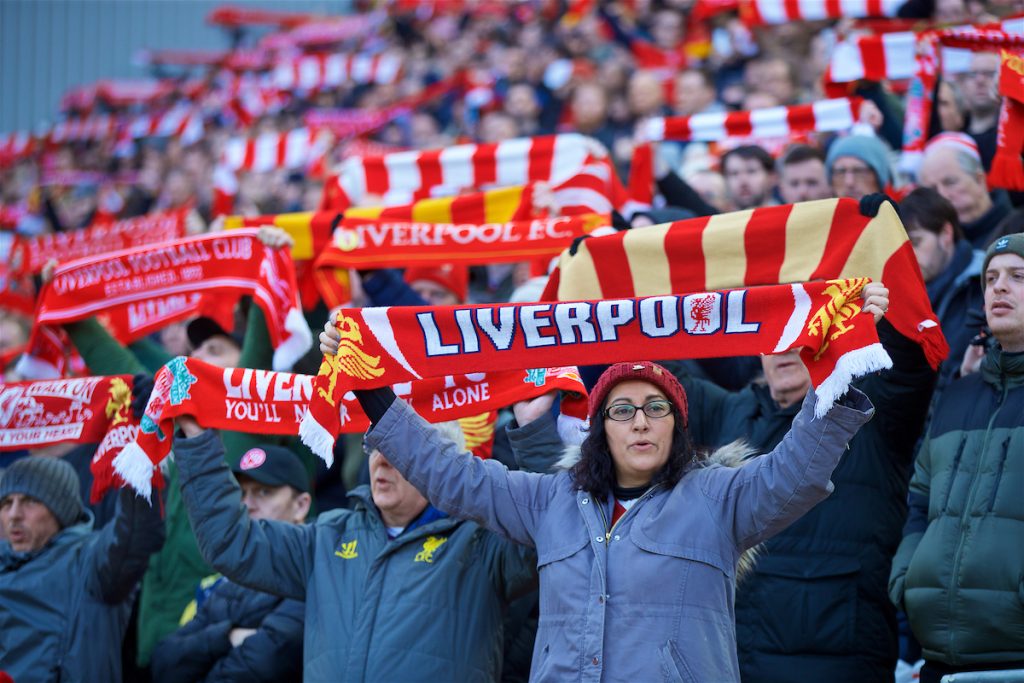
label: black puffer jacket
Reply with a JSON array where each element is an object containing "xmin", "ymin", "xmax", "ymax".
[{"xmin": 151, "ymin": 578, "xmax": 303, "ymax": 683}]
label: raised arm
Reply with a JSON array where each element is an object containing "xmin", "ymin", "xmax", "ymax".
[
  {"xmin": 173, "ymin": 421, "xmax": 316, "ymax": 600},
  {"xmin": 89, "ymin": 487, "xmax": 166, "ymax": 604},
  {"xmin": 704, "ymin": 388, "xmax": 875, "ymax": 551}
]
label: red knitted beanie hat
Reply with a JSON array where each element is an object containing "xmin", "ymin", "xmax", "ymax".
[{"xmin": 588, "ymin": 361, "xmax": 688, "ymax": 427}]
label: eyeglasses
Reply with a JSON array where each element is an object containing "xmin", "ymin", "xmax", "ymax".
[
  {"xmin": 831, "ymin": 165, "xmax": 872, "ymax": 177},
  {"xmin": 604, "ymin": 400, "xmax": 673, "ymax": 422}
]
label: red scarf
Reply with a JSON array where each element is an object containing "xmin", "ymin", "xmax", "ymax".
[
  {"xmin": 10, "ymin": 207, "xmax": 189, "ymax": 276},
  {"xmin": 314, "ymin": 214, "xmax": 604, "ymax": 271},
  {"xmin": 21, "ymin": 230, "xmax": 311, "ymax": 377},
  {"xmin": 301, "ymin": 279, "xmax": 891, "ymax": 463},
  {"xmin": 989, "ymin": 50, "xmax": 1024, "ymax": 191},
  {"xmin": 542, "ymin": 198, "xmax": 947, "ymax": 370},
  {"xmin": 740, "ymin": 0, "xmax": 901, "ymax": 25},
  {"xmin": 110, "ymin": 357, "xmax": 588, "ymax": 497},
  {"xmin": 0, "ymin": 375, "xmax": 134, "ymax": 451}
]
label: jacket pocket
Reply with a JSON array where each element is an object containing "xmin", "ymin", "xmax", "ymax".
[
  {"xmin": 739, "ymin": 555, "xmax": 861, "ymax": 656},
  {"xmin": 536, "ymin": 533, "xmax": 590, "ymax": 618},
  {"xmin": 659, "ymin": 639, "xmax": 695, "ymax": 683}
]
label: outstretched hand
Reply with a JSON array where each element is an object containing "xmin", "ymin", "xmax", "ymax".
[{"xmin": 257, "ymin": 226, "xmax": 294, "ymax": 250}]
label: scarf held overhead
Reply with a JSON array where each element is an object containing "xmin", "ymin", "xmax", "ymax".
[
  {"xmin": 23, "ymin": 230, "xmax": 311, "ymax": 376},
  {"xmin": 543, "ymin": 198, "xmax": 947, "ymax": 370},
  {"xmin": 10, "ymin": 207, "xmax": 190, "ymax": 276},
  {"xmin": 300, "ymin": 279, "xmax": 892, "ymax": 463},
  {"xmin": 111, "ymin": 357, "xmax": 588, "ymax": 497}
]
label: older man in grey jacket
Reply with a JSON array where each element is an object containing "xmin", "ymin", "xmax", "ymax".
[{"xmin": 172, "ymin": 396, "xmax": 562, "ymax": 681}]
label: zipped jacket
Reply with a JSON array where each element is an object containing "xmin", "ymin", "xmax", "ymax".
[{"xmin": 366, "ymin": 390, "xmax": 874, "ymax": 682}]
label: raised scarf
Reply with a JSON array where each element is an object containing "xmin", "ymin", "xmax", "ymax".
[
  {"xmin": 639, "ymin": 99, "xmax": 862, "ymax": 143},
  {"xmin": 300, "ymin": 279, "xmax": 892, "ymax": 463},
  {"xmin": 989, "ymin": 50, "xmax": 1024, "ymax": 191},
  {"xmin": 328, "ymin": 133, "xmax": 593, "ymax": 208},
  {"xmin": 271, "ymin": 53, "xmax": 403, "ymax": 91},
  {"xmin": 10, "ymin": 207, "xmax": 189, "ymax": 276},
  {"xmin": 110, "ymin": 357, "xmax": 588, "ymax": 498},
  {"xmin": 542, "ymin": 198, "xmax": 947, "ymax": 370},
  {"xmin": 739, "ymin": 0, "xmax": 902, "ymax": 26},
  {"xmin": 20, "ymin": 230, "xmax": 311, "ymax": 378}
]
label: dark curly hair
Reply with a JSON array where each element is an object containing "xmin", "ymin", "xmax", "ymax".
[{"xmin": 568, "ymin": 404, "xmax": 703, "ymax": 501}]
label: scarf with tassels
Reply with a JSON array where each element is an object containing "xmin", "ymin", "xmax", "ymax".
[
  {"xmin": 110, "ymin": 357, "xmax": 588, "ymax": 498},
  {"xmin": 300, "ymin": 279, "xmax": 891, "ymax": 464},
  {"xmin": 542, "ymin": 198, "xmax": 947, "ymax": 370},
  {"xmin": 19, "ymin": 230, "xmax": 311, "ymax": 378}
]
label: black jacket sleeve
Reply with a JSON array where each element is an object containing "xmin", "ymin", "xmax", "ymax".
[
  {"xmin": 203, "ymin": 599, "xmax": 304, "ymax": 682},
  {"xmin": 89, "ymin": 487, "xmax": 166, "ymax": 604},
  {"xmin": 656, "ymin": 171, "xmax": 719, "ymax": 218}
]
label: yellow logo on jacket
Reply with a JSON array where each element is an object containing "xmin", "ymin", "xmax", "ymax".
[
  {"xmin": 414, "ymin": 536, "xmax": 448, "ymax": 564},
  {"xmin": 335, "ymin": 539, "xmax": 359, "ymax": 559}
]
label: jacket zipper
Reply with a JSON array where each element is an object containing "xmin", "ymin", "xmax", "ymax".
[
  {"xmin": 945, "ymin": 376, "xmax": 1009, "ymax": 656},
  {"xmin": 597, "ymin": 486, "xmax": 662, "ymax": 543}
]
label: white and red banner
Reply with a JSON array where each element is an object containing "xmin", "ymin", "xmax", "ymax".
[
  {"xmin": 740, "ymin": 0, "xmax": 903, "ymax": 25},
  {"xmin": 332, "ymin": 133, "xmax": 593, "ymax": 207},
  {"xmin": 221, "ymin": 127, "xmax": 327, "ymax": 173},
  {"xmin": 272, "ymin": 53, "xmax": 403, "ymax": 91},
  {"xmin": 639, "ymin": 98, "xmax": 862, "ymax": 143}
]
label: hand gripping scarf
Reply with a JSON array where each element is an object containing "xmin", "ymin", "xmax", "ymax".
[
  {"xmin": 110, "ymin": 357, "xmax": 588, "ymax": 498},
  {"xmin": 542, "ymin": 198, "xmax": 948, "ymax": 370},
  {"xmin": 20, "ymin": 230, "xmax": 311, "ymax": 378},
  {"xmin": 300, "ymin": 279, "xmax": 892, "ymax": 464}
]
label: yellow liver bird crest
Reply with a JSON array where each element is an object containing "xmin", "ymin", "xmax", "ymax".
[
  {"xmin": 317, "ymin": 314, "xmax": 386, "ymax": 406},
  {"xmin": 105, "ymin": 377, "xmax": 133, "ymax": 426},
  {"xmin": 806, "ymin": 278, "xmax": 868, "ymax": 360}
]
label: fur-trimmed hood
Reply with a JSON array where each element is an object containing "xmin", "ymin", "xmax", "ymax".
[{"xmin": 555, "ymin": 439, "xmax": 763, "ymax": 583}]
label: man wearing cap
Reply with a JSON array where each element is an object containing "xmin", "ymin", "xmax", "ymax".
[
  {"xmin": 151, "ymin": 445, "xmax": 310, "ymax": 683},
  {"xmin": 825, "ymin": 134, "xmax": 892, "ymax": 200},
  {"xmin": 890, "ymin": 233, "xmax": 1024, "ymax": 683},
  {"xmin": 169, "ymin": 390, "xmax": 563, "ymax": 680},
  {"xmin": 917, "ymin": 133, "xmax": 1011, "ymax": 249},
  {"xmin": 0, "ymin": 457, "xmax": 165, "ymax": 682}
]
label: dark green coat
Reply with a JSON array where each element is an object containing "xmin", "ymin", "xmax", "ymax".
[{"xmin": 890, "ymin": 347, "xmax": 1024, "ymax": 666}]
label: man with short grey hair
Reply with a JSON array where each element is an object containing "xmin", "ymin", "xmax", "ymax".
[{"xmin": 917, "ymin": 135, "xmax": 1010, "ymax": 248}]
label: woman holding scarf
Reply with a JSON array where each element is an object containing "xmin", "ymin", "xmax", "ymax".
[{"xmin": 319, "ymin": 285, "xmax": 887, "ymax": 681}]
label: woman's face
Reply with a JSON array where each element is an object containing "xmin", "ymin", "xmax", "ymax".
[{"xmin": 604, "ymin": 380, "xmax": 676, "ymax": 488}]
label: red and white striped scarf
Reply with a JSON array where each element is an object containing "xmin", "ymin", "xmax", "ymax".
[
  {"xmin": 110, "ymin": 357, "xmax": 588, "ymax": 497},
  {"xmin": 271, "ymin": 53, "xmax": 403, "ymax": 92},
  {"xmin": 220, "ymin": 127, "xmax": 327, "ymax": 173},
  {"xmin": 329, "ymin": 133, "xmax": 594, "ymax": 208},
  {"xmin": 740, "ymin": 0, "xmax": 902, "ymax": 25},
  {"xmin": 19, "ymin": 230, "xmax": 311, "ymax": 378},
  {"xmin": 124, "ymin": 106, "xmax": 204, "ymax": 146},
  {"xmin": 301, "ymin": 279, "xmax": 892, "ymax": 463},
  {"xmin": 639, "ymin": 98, "xmax": 862, "ymax": 143}
]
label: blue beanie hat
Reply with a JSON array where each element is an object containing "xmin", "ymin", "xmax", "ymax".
[{"xmin": 826, "ymin": 135, "xmax": 892, "ymax": 188}]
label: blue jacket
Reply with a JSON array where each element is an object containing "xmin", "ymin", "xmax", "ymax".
[
  {"xmin": 366, "ymin": 389, "xmax": 874, "ymax": 682},
  {"xmin": 0, "ymin": 489, "xmax": 164, "ymax": 682},
  {"xmin": 151, "ymin": 576, "xmax": 304, "ymax": 683},
  {"xmin": 174, "ymin": 419, "xmax": 557, "ymax": 682}
]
